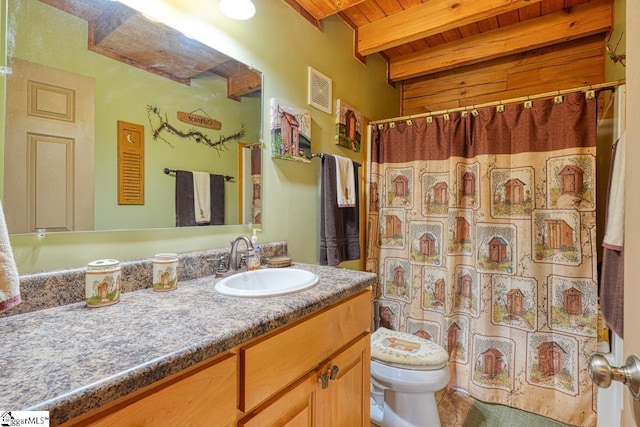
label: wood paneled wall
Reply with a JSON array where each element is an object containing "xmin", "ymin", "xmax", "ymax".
[{"xmin": 401, "ymin": 34, "xmax": 606, "ymax": 116}]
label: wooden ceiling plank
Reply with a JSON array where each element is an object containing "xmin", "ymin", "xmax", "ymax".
[
  {"xmin": 541, "ymin": 0, "xmax": 566, "ymax": 14},
  {"xmin": 395, "ymin": 43, "xmax": 418, "ymax": 56},
  {"xmin": 564, "ymin": 0, "xmax": 584, "ymax": 8},
  {"xmin": 518, "ymin": 2, "xmax": 542, "ymax": 20},
  {"xmin": 397, "ymin": 0, "xmax": 424, "ymax": 9},
  {"xmin": 507, "ymin": 35, "xmax": 604, "ymax": 73},
  {"xmin": 495, "ymin": 9, "xmax": 519, "ymax": 27},
  {"xmin": 507, "ymin": 55, "xmax": 603, "ymax": 90},
  {"xmin": 403, "ymin": 35, "xmax": 602, "ymax": 94},
  {"xmin": 339, "ymin": 7, "xmax": 370, "ymax": 27},
  {"xmin": 458, "ymin": 22, "xmax": 482, "ymax": 38},
  {"xmin": 389, "ymin": 0, "xmax": 612, "ymax": 81},
  {"xmin": 441, "ymin": 28, "xmax": 463, "ymax": 43},
  {"xmin": 358, "ymin": 0, "xmax": 543, "ymax": 56},
  {"xmin": 374, "ymin": 0, "xmax": 405, "ymax": 15},
  {"xmin": 404, "ymin": 80, "xmax": 508, "ymax": 108},
  {"xmin": 476, "ymin": 16, "xmax": 501, "ymax": 32},
  {"xmin": 403, "ymin": 66, "xmax": 509, "ymax": 99},
  {"xmin": 354, "ymin": 1, "xmax": 386, "ymax": 21},
  {"xmin": 407, "ymin": 38, "xmax": 430, "ymax": 52},
  {"xmin": 293, "ymin": 0, "xmax": 369, "ymax": 20}
]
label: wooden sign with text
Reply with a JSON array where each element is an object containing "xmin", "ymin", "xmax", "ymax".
[{"xmin": 177, "ymin": 111, "xmax": 221, "ymax": 130}]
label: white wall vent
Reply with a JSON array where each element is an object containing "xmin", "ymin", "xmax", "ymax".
[{"xmin": 308, "ymin": 66, "xmax": 332, "ymax": 114}]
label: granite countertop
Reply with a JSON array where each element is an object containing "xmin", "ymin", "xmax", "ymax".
[{"xmin": 0, "ymin": 263, "xmax": 376, "ymax": 426}]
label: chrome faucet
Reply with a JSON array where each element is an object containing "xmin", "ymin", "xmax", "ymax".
[{"xmin": 229, "ymin": 235, "xmax": 254, "ymax": 272}]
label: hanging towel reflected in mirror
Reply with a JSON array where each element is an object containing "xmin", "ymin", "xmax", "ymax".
[{"xmin": 175, "ymin": 170, "xmax": 225, "ymax": 227}]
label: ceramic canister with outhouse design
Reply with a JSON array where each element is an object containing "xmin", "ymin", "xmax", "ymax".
[
  {"xmin": 152, "ymin": 253, "xmax": 179, "ymax": 292},
  {"xmin": 85, "ymin": 259, "xmax": 121, "ymax": 307}
]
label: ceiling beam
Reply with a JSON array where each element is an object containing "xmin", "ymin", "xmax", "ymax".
[
  {"xmin": 389, "ymin": 0, "xmax": 612, "ymax": 81},
  {"xmin": 281, "ymin": 0, "xmax": 322, "ymax": 30},
  {"xmin": 290, "ymin": 0, "xmax": 368, "ymax": 21},
  {"xmin": 358, "ymin": 0, "xmax": 543, "ymax": 56}
]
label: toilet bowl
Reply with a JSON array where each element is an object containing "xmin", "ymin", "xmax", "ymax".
[{"xmin": 370, "ymin": 327, "xmax": 450, "ymax": 427}]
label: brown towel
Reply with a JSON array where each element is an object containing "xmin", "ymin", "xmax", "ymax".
[
  {"xmin": 600, "ymin": 248, "xmax": 624, "ymax": 338},
  {"xmin": 319, "ymin": 154, "xmax": 360, "ymax": 266},
  {"xmin": 175, "ymin": 171, "xmax": 225, "ymax": 227},
  {"xmin": 600, "ymin": 134, "xmax": 625, "ymax": 338}
]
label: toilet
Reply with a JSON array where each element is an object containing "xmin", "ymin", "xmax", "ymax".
[{"xmin": 370, "ymin": 327, "xmax": 450, "ymax": 427}]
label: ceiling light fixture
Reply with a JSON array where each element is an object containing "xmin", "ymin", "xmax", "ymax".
[{"xmin": 219, "ymin": 0, "xmax": 256, "ymax": 20}]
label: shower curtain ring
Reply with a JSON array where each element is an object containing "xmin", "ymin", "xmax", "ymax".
[{"xmin": 524, "ymin": 97, "xmax": 533, "ymax": 109}]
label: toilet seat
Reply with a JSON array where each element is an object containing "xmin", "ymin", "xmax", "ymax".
[{"xmin": 371, "ymin": 327, "xmax": 449, "ymax": 370}]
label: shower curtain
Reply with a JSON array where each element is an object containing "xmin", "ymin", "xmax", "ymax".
[{"xmin": 367, "ymin": 91, "xmax": 597, "ymax": 426}]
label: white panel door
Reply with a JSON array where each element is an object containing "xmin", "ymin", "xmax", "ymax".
[{"xmin": 4, "ymin": 58, "xmax": 95, "ymax": 233}]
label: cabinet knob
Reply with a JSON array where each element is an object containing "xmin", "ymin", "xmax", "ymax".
[
  {"xmin": 329, "ymin": 365, "xmax": 340, "ymax": 380},
  {"xmin": 320, "ymin": 373, "xmax": 330, "ymax": 389}
]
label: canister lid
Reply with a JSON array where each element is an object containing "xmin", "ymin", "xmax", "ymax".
[
  {"xmin": 154, "ymin": 253, "xmax": 178, "ymax": 260},
  {"xmin": 87, "ymin": 259, "xmax": 119, "ymax": 268}
]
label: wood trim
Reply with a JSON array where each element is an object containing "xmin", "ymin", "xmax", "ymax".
[
  {"xmin": 288, "ymin": 0, "xmax": 368, "ymax": 21},
  {"xmin": 389, "ymin": 0, "xmax": 612, "ymax": 81},
  {"xmin": 386, "ymin": 80, "xmax": 623, "ymax": 126},
  {"xmin": 358, "ymin": 0, "xmax": 543, "ymax": 56},
  {"xmin": 400, "ymin": 35, "xmax": 606, "ymax": 116},
  {"xmin": 281, "ymin": 0, "xmax": 323, "ymax": 30}
]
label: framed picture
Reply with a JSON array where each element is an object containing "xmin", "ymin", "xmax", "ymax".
[
  {"xmin": 270, "ymin": 98, "xmax": 312, "ymax": 162},
  {"xmin": 335, "ymin": 98, "xmax": 362, "ymax": 152}
]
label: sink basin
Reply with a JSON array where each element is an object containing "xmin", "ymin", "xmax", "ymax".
[{"xmin": 214, "ymin": 268, "xmax": 319, "ymax": 297}]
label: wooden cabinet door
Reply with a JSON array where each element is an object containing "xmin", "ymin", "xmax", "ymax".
[
  {"xmin": 316, "ymin": 334, "xmax": 371, "ymax": 427},
  {"xmin": 240, "ymin": 290, "xmax": 371, "ymax": 411},
  {"xmin": 74, "ymin": 354, "xmax": 237, "ymax": 427},
  {"xmin": 238, "ymin": 372, "xmax": 318, "ymax": 427}
]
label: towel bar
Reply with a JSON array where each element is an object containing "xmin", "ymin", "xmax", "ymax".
[
  {"xmin": 163, "ymin": 168, "xmax": 234, "ymax": 182},
  {"xmin": 310, "ymin": 153, "xmax": 361, "ymax": 167}
]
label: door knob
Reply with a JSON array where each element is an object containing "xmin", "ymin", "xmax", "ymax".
[{"xmin": 588, "ymin": 353, "xmax": 640, "ymax": 399}]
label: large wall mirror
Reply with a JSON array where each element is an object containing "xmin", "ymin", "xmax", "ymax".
[{"xmin": 3, "ymin": 0, "xmax": 263, "ymax": 235}]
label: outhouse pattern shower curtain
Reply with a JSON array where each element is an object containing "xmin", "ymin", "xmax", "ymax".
[{"xmin": 367, "ymin": 92, "xmax": 597, "ymax": 426}]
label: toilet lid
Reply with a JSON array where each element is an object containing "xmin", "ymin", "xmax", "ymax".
[{"xmin": 371, "ymin": 327, "xmax": 449, "ymax": 369}]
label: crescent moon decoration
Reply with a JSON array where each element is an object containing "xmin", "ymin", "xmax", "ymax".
[
  {"xmin": 126, "ymin": 133, "xmax": 135, "ymax": 144},
  {"xmin": 146, "ymin": 105, "xmax": 245, "ymax": 151}
]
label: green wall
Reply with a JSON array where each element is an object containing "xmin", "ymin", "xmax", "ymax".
[{"xmin": 5, "ymin": 0, "xmax": 400, "ymax": 273}]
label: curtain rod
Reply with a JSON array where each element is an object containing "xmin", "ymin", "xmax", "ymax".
[{"xmin": 370, "ymin": 80, "xmax": 625, "ymax": 126}]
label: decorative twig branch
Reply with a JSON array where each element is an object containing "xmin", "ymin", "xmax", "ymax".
[
  {"xmin": 146, "ymin": 105, "xmax": 245, "ymax": 150},
  {"xmin": 605, "ymin": 32, "xmax": 626, "ymax": 67}
]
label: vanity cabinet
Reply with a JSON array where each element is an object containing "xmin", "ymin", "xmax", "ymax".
[
  {"xmin": 238, "ymin": 289, "xmax": 371, "ymax": 426},
  {"xmin": 315, "ymin": 334, "xmax": 370, "ymax": 426},
  {"xmin": 66, "ymin": 352, "xmax": 238, "ymax": 427},
  {"xmin": 238, "ymin": 334, "xmax": 369, "ymax": 427},
  {"xmin": 63, "ymin": 289, "xmax": 371, "ymax": 427}
]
